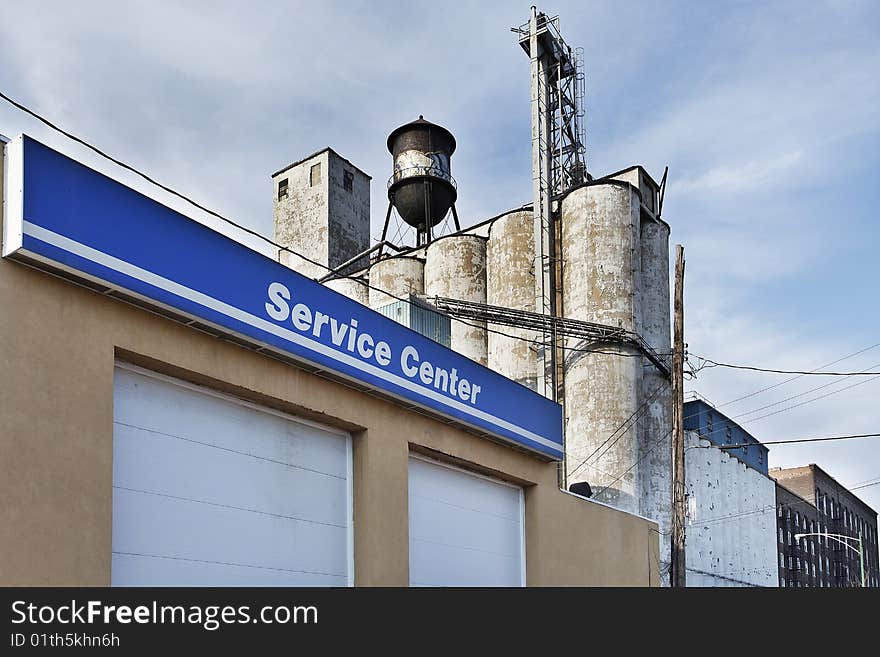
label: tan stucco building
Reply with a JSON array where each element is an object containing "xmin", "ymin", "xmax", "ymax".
[{"xmin": 0, "ymin": 135, "xmax": 659, "ymax": 587}]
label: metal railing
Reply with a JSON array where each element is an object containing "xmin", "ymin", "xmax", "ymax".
[{"xmin": 387, "ymin": 166, "xmax": 457, "ymax": 189}]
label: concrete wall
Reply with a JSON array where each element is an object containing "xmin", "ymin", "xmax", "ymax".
[
  {"xmin": 0, "ymin": 143, "xmax": 658, "ymax": 586},
  {"xmin": 684, "ymin": 430, "xmax": 779, "ymax": 587},
  {"xmin": 272, "ymin": 148, "xmax": 370, "ymax": 279},
  {"xmin": 561, "ymin": 183, "xmax": 643, "ymax": 514},
  {"xmin": 327, "ymin": 150, "xmax": 371, "ymax": 273}
]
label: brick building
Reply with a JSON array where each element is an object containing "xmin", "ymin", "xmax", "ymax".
[{"xmin": 771, "ymin": 464, "xmax": 878, "ymax": 588}]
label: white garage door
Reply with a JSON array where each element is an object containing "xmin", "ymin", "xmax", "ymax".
[
  {"xmin": 408, "ymin": 456, "xmax": 525, "ymax": 586},
  {"xmin": 111, "ymin": 364, "xmax": 352, "ymax": 586}
]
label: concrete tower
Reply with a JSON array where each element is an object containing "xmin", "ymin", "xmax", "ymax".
[
  {"xmin": 561, "ymin": 182, "xmax": 644, "ymax": 514},
  {"xmin": 272, "ymin": 147, "xmax": 371, "ymax": 279},
  {"xmin": 562, "ymin": 167, "xmax": 673, "ymax": 577},
  {"xmin": 424, "ymin": 235, "xmax": 488, "ymax": 365}
]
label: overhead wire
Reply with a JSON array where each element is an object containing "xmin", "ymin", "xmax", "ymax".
[
  {"xmin": 691, "ymin": 356, "xmax": 880, "ymax": 376},
  {"xmin": 5, "ymin": 87, "xmax": 878, "ymax": 499},
  {"xmin": 716, "ymin": 343, "xmax": 880, "ymax": 408},
  {"xmin": 691, "ymin": 432, "xmax": 880, "ymax": 450},
  {"xmin": 0, "ymin": 88, "xmax": 644, "ymax": 360},
  {"xmin": 731, "ymin": 362, "xmax": 880, "ymax": 419},
  {"xmin": 567, "ymin": 383, "xmax": 665, "ymax": 480}
]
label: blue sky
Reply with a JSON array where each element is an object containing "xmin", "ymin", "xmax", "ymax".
[{"xmin": 2, "ymin": 0, "xmax": 878, "ymax": 512}]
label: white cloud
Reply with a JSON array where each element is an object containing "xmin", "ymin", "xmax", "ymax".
[{"xmin": 674, "ymin": 150, "xmax": 804, "ymax": 197}]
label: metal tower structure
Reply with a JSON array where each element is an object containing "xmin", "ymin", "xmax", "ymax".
[{"xmin": 513, "ymin": 7, "xmax": 586, "ymax": 400}]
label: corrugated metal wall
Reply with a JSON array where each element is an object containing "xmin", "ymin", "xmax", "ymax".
[{"xmin": 374, "ymin": 298, "xmax": 451, "ymax": 348}]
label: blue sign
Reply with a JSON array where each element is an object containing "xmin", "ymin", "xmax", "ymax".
[{"xmin": 2, "ymin": 135, "xmax": 564, "ymax": 459}]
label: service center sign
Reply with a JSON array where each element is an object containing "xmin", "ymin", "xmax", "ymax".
[{"xmin": 2, "ymin": 135, "xmax": 563, "ymax": 459}]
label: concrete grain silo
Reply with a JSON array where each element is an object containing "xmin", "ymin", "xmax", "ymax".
[
  {"xmin": 561, "ymin": 183, "xmax": 643, "ymax": 514},
  {"xmin": 368, "ymin": 255, "xmax": 425, "ymax": 308},
  {"xmin": 324, "ymin": 276, "xmax": 370, "ymax": 306},
  {"xmin": 486, "ymin": 210, "xmax": 538, "ymax": 390},
  {"xmin": 424, "ymin": 235, "xmax": 488, "ymax": 365},
  {"xmin": 637, "ymin": 215, "xmax": 672, "ymax": 551}
]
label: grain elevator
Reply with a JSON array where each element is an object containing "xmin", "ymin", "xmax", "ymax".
[{"xmin": 272, "ymin": 7, "xmax": 674, "ymax": 579}]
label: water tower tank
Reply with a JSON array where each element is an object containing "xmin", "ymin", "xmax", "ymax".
[{"xmin": 387, "ymin": 116, "xmax": 457, "ymax": 240}]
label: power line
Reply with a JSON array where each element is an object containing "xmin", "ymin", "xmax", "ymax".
[
  {"xmin": 731, "ymin": 362, "xmax": 880, "ymax": 419},
  {"xmin": 684, "ymin": 372, "xmax": 880, "ymax": 445},
  {"xmin": 0, "ymin": 88, "xmax": 670, "ymax": 364},
  {"xmin": 593, "ymin": 426, "xmax": 672, "ymax": 500},
  {"xmin": 6, "ymin": 85, "xmax": 877, "ymax": 462},
  {"xmin": 567, "ymin": 383, "xmax": 665, "ymax": 480},
  {"xmin": 692, "ymin": 356, "xmax": 880, "ymax": 376},
  {"xmin": 742, "ymin": 374, "xmax": 880, "ymax": 424},
  {"xmin": 717, "ymin": 343, "xmax": 880, "ymax": 408},
  {"xmin": 692, "ymin": 432, "xmax": 880, "ymax": 450},
  {"xmin": 680, "ymin": 344, "xmax": 880, "ymax": 437}
]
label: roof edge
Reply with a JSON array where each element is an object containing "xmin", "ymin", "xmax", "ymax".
[{"xmin": 271, "ymin": 146, "xmax": 372, "ymax": 180}]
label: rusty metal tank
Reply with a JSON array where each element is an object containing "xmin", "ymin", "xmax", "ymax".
[{"xmin": 387, "ymin": 116, "xmax": 457, "ymax": 240}]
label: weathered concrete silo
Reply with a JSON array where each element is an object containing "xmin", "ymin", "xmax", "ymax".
[
  {"xmin": 486, "ymin": 210, "xmax": 538, "ymax": 390},
  {"xmin": 368, "ymin": 256, "xmax": 425, "ymax": 308},
  {"xmin": 424, "ymin": 235, "xmax": 488, "ymax": 365},
  {"xmin": 324, "ymin": 276, "xmax": 370, "ymax": 306},
  {"xmin": 638, "ymin": 216, "xmax": 672, "ymax": 555},
  {"xmin": 561, "ymin": 183, "xmax": 643, "ymax": 514}
]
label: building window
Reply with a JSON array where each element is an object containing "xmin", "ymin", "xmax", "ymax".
[
  {"xmin": 706, "ymin": 413, "xmax": 713, "ymax": 436},
  {"xmin": 310, "ymin": 163, "xmax": 321, "ymax": 187},
  {"xmin": 758, "ymin": 450, "xmax": 764, "ymax": 465},
  {"xmin": 778, "ymin": 505, "xmax": 783, "ymax": 518},
  {"xmin": 277, "ymin": 178, "xmax": 288, "ymax": 201},
  {"xmin": 780, "ymin": 553, "xmax": 785, "ymax": 567},
  {"xmin": 343, "ymin": 169, "xmax": 354, "ymax": 192},
  {"xmin": 725, "ymin": 426, "xmax": 731, "ymax": 443}
]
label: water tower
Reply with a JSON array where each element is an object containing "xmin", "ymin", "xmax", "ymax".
[{"xmin": 380, "ymin": 116, "xmax": 460, "ymax": 250}]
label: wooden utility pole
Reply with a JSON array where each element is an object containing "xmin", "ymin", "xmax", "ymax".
[{"xmin": 670, "ymin": 244, "xmax": 686, "ymax": 588}]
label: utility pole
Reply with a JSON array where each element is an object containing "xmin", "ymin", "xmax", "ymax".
[{"xmin": 670, "ymin": 244, "xmax": 686, "ymax": 588}]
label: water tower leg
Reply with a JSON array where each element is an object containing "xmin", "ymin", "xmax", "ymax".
[
  {"xmin": 451, "ymin": 204, "xmax": 461, "ymax": 232},
  {"xmin": 379, "ymin": 201, "xmax": 394, "ymax": 258}
]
